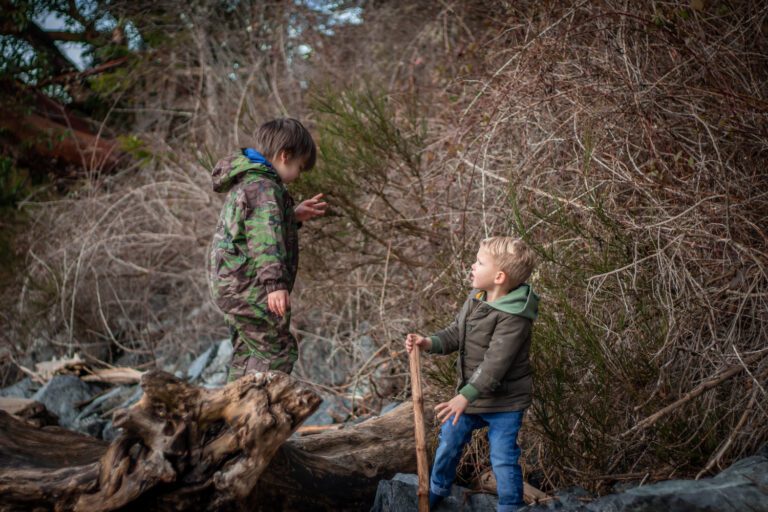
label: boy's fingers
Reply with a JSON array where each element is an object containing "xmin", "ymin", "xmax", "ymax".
[{"xmin": 312, "ymin": 193, "xmax": 324, "ymax": 201}]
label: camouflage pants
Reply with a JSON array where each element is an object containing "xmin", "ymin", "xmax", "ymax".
[{"xmin": 225, "ymin": 310, "xmax": 298, "ymax": 381}]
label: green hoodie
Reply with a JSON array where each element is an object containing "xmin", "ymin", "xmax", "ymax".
[
  {"xmin": 429, "ymin": 284, "xmax": 539, "ymax": 413},
  {"xmin": 483, "ymin": 283, "xmax": 539, "ymax": 320}
]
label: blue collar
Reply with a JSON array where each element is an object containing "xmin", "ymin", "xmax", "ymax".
[{"xmin": 243, "ymin": 148, "xmax": 273, "ymax": 168}]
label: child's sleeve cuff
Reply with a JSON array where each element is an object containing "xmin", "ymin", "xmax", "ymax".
[
  {"xmin": 428, "ymin": 335, "xmax": 443, "ymax": 354},
  {"xmin": 459, "ymin": 384, "xmax": 480, "ymax": 403},
  {"xmin": 264, "ymin": 280, "xmax": 288, "ymax": 294}
]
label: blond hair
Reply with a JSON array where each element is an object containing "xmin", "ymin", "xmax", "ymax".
[{"xmin": 480, "ymin": 237, "xmax": 536, "ymax": 288}]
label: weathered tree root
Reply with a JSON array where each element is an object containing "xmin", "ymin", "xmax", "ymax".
[{"xmin": 0, "ymin": 370, "xmax": 321, "ymax": 511}]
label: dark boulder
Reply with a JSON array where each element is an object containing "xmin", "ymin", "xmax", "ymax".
[{"xmin": 371, "ymin": 473, "xmax": 498, "ymax": 512}]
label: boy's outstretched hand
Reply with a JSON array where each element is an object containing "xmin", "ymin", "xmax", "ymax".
[
  {"xmin": 435, "ymin": 394, "xmax": 469, "ymax": 425},
  {"xmin": 267, "ymin": 289, "xmax": 290, "ymax": 317},
  {"xmin": 295, "ymin": 193, "xmax": 328, "ymax": 222},
  {"xmin": 405, "ymin": 333, "xmax": 431, "ymax": 353}
]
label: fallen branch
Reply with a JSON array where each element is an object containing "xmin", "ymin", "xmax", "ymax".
[
  {"xmin": 81, "ymin": 367, "xmax": 144, "ymax": 385},
  {"xmin": 623, "ymin": 353, "xmax": 765, "ymax": 437}
]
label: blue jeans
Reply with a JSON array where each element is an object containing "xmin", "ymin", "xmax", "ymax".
[{"xmin": 430, "ymin": 410, "xmax": 525, "ymax": 512}]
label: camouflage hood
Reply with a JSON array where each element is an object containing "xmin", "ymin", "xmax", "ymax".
[{"xmin": 211, "ymin": 149, "xmax": 279, "ymax": 193}]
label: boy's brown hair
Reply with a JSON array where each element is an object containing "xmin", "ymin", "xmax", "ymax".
[
  {"xmin": 480, "ymin": 236, "xmax": 536, "ymax": 288},
  {"xmin": 254, "ymin": 118, "xmax": 317, "ymax": 171}
]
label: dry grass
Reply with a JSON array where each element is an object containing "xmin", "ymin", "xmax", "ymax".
[
  {"xmin": 295, "ymin": 0, "xmax": 768, "ymax": 490},
  {"xmin": 2, "ymin": 0, "xmax": 766, "ymax": 494},
  {"xmin": 449, "ymin": 1, "xmax": 768, "ymax": 488}
]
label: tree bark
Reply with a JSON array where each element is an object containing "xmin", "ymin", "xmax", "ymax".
[
  {"xmin": 0, "ymin": 80, "xmax": 122, "ymax": 172},
  {"xmin": 256, "ymin": 401, "xmax": 433, "ymax": 511},
  {"xmin": 0, "ymin": 370, "xmax": 321, "ymax": 511},
  {"xmin": 0, "ymin": 371, "xmax": 429, "ymax": 511}
]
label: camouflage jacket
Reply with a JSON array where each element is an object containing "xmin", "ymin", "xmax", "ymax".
[{"xmin": 208, "ymin": 150, "xmax": 299, "ymax": 318}]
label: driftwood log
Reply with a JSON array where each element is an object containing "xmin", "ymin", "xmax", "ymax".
[
  {"xmin": 256, "ymin": 400, "xmax": 430, "ymax": 511},
  {"xmin": 0, "ymin": 370, "xmax": 430, "ymax": 511}
]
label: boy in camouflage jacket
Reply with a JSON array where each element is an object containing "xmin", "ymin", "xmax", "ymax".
[
  {"xmin": 208, "ymin": 118, "xmax": 326, "ymax": 378},
  {"xmin": 406, "ymin": 237, "xmax": 539, "ymax": 511}
]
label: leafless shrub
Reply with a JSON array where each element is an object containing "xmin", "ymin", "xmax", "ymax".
[
  {"xmin": 434, "ymin": 0, "xmax": 767, "ymax": 489},
  {"xmin": 295, "ymin": 0, "xmax": 768, "ymax": 490},
  {"xmin": 4, "ymin": 0, "xmax": 766, "ymax": 493}
]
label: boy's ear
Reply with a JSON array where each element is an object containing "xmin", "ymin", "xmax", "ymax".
[
  {"xmin": 277, "ymin": 150, "xmax": 292, "ymax": 164},
  {"xmin": 494, "ymin": 270, "xmax": 507, "ymax": 285}
]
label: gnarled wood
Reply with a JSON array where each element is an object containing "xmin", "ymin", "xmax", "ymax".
[
  {"xmin": 0, "ymin": 410, "xmax": 106, "ymax": 510},
  {"xmin": 0, "ymin": 370, "xmax": 322, "ymax": 511},
  {"xmin": 0, "ymin": 371, "xmax": 428, "ymax": 511}
]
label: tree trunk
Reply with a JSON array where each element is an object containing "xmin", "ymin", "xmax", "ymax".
[
  {"xmin": 0, "ymin": 371, "xmax": 430, "ymax": 511},
  {"xmin": 256, "ymin": 401, "xmax": 433, "ymax": 511},
  {"xmin": 0, "ymin": 80, "xmax": 122, "ymax": 173}
]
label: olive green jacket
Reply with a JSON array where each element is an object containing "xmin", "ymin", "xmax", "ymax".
[{"xmin": 428, "ymin": 284, "xmax": 539, "ymax": 413}]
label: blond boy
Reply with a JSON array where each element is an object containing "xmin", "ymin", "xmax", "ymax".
[{"xmin": 406, "ymin": 237, "xmax": 539, "ymax": 511}]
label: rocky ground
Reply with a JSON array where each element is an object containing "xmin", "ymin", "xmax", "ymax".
[
  {"xmin": 0, "ymin": 336, "xmax": 399, "ymax": 442},
  {"xmin": 3, "ymin": 341, "xmax": 767, "ymax": 511},
  {"xmin": 374, "ymin": 448, "xmax": 768, "ymax": 512}
]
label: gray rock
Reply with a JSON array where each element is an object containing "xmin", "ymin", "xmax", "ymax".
[
  {"xmin": 298, "ymin": 335, "xmax": 353, "ymax": 386},
  {"xmin": 358, "ymin": 335, "xmax": 377, "ymax": 361},
  {"xmin": 371, "ymin": 473, "xmax": 497, "ymax": 512},
  {"xmin": 187, "ymin": 345, "xmax": 215, "ymax": 382},
  {"xmin": 303, "ymin": 396, "xmax": 336, "ymax": 427},
  {"xmin": 201, "ymin": 338, "xmax": 233, "ymax": 387},
  {"xmin": 0, "ymin": 377, "xmax": 36, "ymax": 398},
  {"xmin": 32, "ymin": 375, "xmax": 100, "ymax": 431},
  {"xmin": 165, "ymin": 352, "xmax": 193, "ymax": 377},
  {"xmin": 102, "ymin": 421, "xmax": 120, "ymax": 442},
  {"xmin": 525, "ymin": 451, "xmax": 768, "ymax": 512},
  {"xmin": 75, "ymin": 414, "xmax": 108, "ymax": 438},
  {"xmin": 119, "ymin": 386, "xmax": 144, "ymax": 410},
  {"xmin": 73, "ymin": 386, "xmax": 134, "ymax": 440},
  {"xmin": 303, "ymin": 392, "xmax": 352, "ymax": 426},
  {"xmin": 380, "ymin": 400, "xmax": 402, "ymax": 416},
  {"xmin": 76, "ymin": 386, "xmax": 128, "ymax": 420}
]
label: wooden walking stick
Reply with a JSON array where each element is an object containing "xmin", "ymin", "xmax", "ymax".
[{"xmin": 410, "ymin": 344, "xmax": 430, "ymax": 512}]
